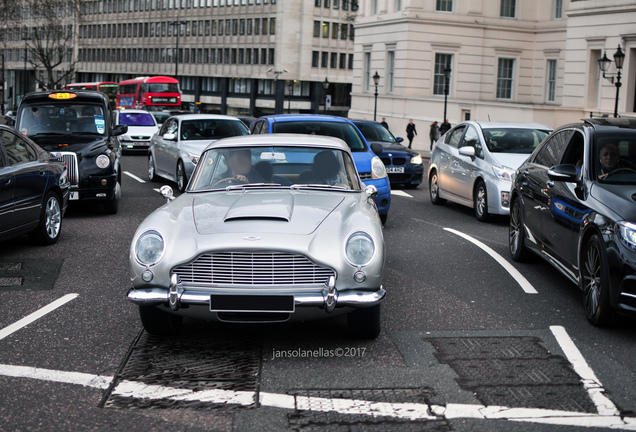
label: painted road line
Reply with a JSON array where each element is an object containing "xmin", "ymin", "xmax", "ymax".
[
  {"xmin": 551, "ymin": 325, "xmax": 619, "ymax": 417},
  {"xmin": 0, "ymin": 293, "xmax": 79, "ymax": 341},
  {"xmin": 0, "ymin": 364, "xmax": 111, "ymax": 389},
  {"xmin": 124, "ymin": 171, "xmax": 146, "ymax": 183},
  {"xmin": 391, "ymin": 190, "xmax": 413, "ymax": 198},
  {"xmin": 444, "ymin": 228, "xmax": 538, "ymax": 294}
]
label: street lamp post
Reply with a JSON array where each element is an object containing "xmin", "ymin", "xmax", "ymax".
[
  {"xmin": 288, "ymin": 80, "xmax": 293, "ymax": 114},
  {"xmin": 323, "ymin": 77, "xmax": 329, "ymax": 114},
  {"xmin": 598, "ymin": 44, "xmax": 625, "ymax": 118},
  {"xmin": 169, "ymin": 21, "xmax": 187, "ymax": 82},
  {"xmin": 443, "ymin": 63, "xmax": 451, "ymax": 124},
  {"xmin": 372, "ymin": 71, "xmax": 380, "ymax": 121}
]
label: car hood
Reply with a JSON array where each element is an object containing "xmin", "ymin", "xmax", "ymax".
[
  {"xmin": 491, "ymin": 153, "xmax": 530, "ymax": 169},
  {"xmin": 192, "ymin": 190, "xmax": 346, "ymax": 235},
  {"xmin": 375, "ymin": 142, "xmax": 416, "ymax": 156},
  {"xmin": 590, "ymin": 183, "xmax": 636, "ymax": 221}
]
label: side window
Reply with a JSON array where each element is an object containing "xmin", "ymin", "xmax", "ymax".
[
  {"xmin": 162, "ymin": 119, "xmax": 178, "ymax": 135},
  {"xmin": 460, "ymin": 126, "xmax": 482, "ymax": 158},
  {"xmin": 533, "ymin": 129, "xmax": 573, "ymax": 168},
  {"xmin": 2, "ymin": 131, "xmax": 38, "ymax": 166},
  {"xmin": 560, "ymin": 130, "xmax": 585, "ymax": 168},
  {"xmin": 446, "ymin": 126, "xmax": 466, "ymax": 148}
]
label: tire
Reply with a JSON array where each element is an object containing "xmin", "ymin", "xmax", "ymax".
[
  {"xmin": 474, "ymin": 180, "xmax": 490, "ymax": 222},
  {"xmin": 380, "ymin": 213, "xmax": 388, "ymax": 225},
  {"xmin": 581, "ymin": 234, "xmax": 617, "ymax": 326},
  {"xmin": 139, "ymin": 305, "xmax": 183, "ymax": 335},
  {"xmin": 103, "ymin": 178, "xmax": 120, "ymax": 215},
  {"xmin": 176, "ymin": 160, "xmax": 187, "ymax": 193},
  {"xmin": 148, "ymin": 153, "xmax": 158, "ymax": 182},
  {"xmin": 509, "ymin": 197, "xmax": 529, "ymax": 262},
  {"xmin": 347, "ymin": 304, "xmax": 381, "ymax": 339},
  {"xmin": 29, "ymin": 191, "xmax": 62, "ymax": 245},
  {"xmin": 429, "ymin": 170, "xmax": 446, "ymax": 205}
]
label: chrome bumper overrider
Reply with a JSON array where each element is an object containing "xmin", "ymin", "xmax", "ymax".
[{"xmin": 127, "ymin": 276, "xmax": 385, "ymax": 312}]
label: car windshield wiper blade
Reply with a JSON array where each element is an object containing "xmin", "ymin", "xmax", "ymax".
[
  {"xmin": 30, "ymin": 132, "xmax": 74, "ymax": 137},
  {"xmin": 290, "ymin": 184, "xmax": 346, "ymax": 190},
  {"xmin": 224, "ymin": 182, "xmax": 283, "ymax": 190}
]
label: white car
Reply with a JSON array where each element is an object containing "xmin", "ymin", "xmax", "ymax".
[
  {"xmin": 148, "ymin": 114, "xmax": 249, "ymax": 192},
  {"xmin": 428, "ymin": 121, "xmax": 552, "ymax": 221},
  {"xmin": 114, "ymin": 109, "xmax": 159, "ymax": 151}
]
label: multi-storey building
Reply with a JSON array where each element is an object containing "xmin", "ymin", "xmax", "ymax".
[
  {"xmin": 351, "ymin": 0, "xmax": 635, "ymax": 133},
  {"xmin": 1, "ymin": 0, "xmax": 359, "ymax": 116}
]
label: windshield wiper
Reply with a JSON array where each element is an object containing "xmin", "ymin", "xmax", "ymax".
[
  {"xmin": 30, "ymin": 132, "xmax": 74, "ymax": 137},
  {"xmin": 290, "ymin": 184, "xmax": 346, "ymax": 190},
  {"xmin": 224, "ymin": 182, "xmax": 283, "ymax": 191}
]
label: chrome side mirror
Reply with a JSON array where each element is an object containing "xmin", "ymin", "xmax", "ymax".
[
  {"xmin": 160, "ymin": 185, "xmax": 174, "ymax": 203},
  {"xmin": 365, "ymin": 185, "xmax": 378, "ymax": 202}
]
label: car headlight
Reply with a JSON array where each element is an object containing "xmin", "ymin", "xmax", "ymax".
[
  {"xmin": 493, "ymin": 166, "xmax": 515, "ymax": 181},
  {"xmin": 188, "ymin": 152, "xmax": 200, "ymax": 165},
  {"xmin": 371, "ymin": 156, "xmax": 387, "ymax": 179},
  {"xmin": 618, "ymin": 222, "xmax": 636, "ymax": 250},
  {"xmin": 345, "ymin": 232, "xmax": 375, "ymax": 266},
  {"xmin": 96, "ymin": 154, "xmax": 110, "ymax": 169},
  {"xmin": 411, "ymin": 155, "xmax": 423, "ymax": 165},
  {"xmin": 135, "ymin": 230, "xmax": 165, "ymax": 266}
]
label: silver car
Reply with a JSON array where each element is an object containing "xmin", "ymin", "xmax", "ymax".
[
  {"xmin": 114, "ymin": 109, "xmax": 159, "ymax": 151},
  {"xmin": 428, "ymin": 121, "xmax": 552, "ymax": 221},
  {"xmin": 148, "ymin": 114, "xmax": 249, "ymax": 192},
  {"xmin": 128, "ymin": 134, "xmax": 386, "ymax": 338}
]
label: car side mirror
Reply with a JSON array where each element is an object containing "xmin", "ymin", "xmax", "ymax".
[
  {"xmin": 370, "ymin": 142, "xmax": 383, "ymax": 155},
  {"xmin": 548, "ymin": 164, "xmax": 579, "ymax": 183},
  {"xmin": 365, "ymin": 185, "xmax": 378, "ymax": 201},
  {"xmin": 163, "ymin": 133, "xmax": 177, "ymax": 141},
  {"xmin": 112, "ymin": 124, "xmax": 128, "ymax": 136},
  {"xmin": 396, "ymin": 137, "xmax": 404, "ymax": 143},
  {"xmin": 458, "ymin": 146, "xmax": 475, "ymax": 159}
]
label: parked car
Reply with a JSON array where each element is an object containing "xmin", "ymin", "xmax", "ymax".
[
  {"xmin": 509, "ymin": 118, "xmax": 636, "ymax": 326},
  {"xmin": 250, "ymin": 114, "xmax": 391, "ymax": 224},
  {"xmin": 148, "ymin": 114, "xmax": 249, "ymax": 192},
  {"xmin": 15, "ymin": 90, "xmax": 127, "ymax": 214},
  {"xmin": 0, "ymin": 124, "xmax": 69, "ymax": 244},
  {"xmin": 149, "ymin": 111, "xmax": 171, "ymax": 127},
  {"xmin": 352, "ymin": 119, "xmax": 424, "ymax": 188},
  {"xmin": 4, "ymin": 110, "xmax": 16, "ymax": 126},
  {"xmin": 113, "ymin": 109, "xmax": 159, "ymax": 152},
  {"xmin": 428, "ymin": 121, "xmax": 552, "ymax": 221},
  {"xmin": 127, "ymin": 134, "xmax": 386, "ymax": 338}
]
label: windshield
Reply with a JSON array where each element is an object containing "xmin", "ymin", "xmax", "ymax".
[
  {"xmin": 482, "ymin": 128, "xmax": 550, "ymax": 154},
  {"xmin": 355, "ymin": 123, "xmax": 397, "ymax": 144},
  {"xmin": 271, "ymin": 121, "xmax": 368, "ymax": 152},
  {"xmin": 189, "ymin": 146, "xmax": 361, "ymax": 191},
  {"xmin": 594, "ymin": 131, "xmax": 636, "ymax": 184},
  {"xmin": 17, "ymin": 103, "xmax": 106, "ymax": 137},
  {"xmin": 180, "ymin": 119, "xmax": 248, "ymax": 141},
  {"xmin": 145, "ymin": 83, "xmax": 179, "ymax": 93},
  {"xmin": 119, "ymin": 111, "xmax": 156, "ymax": 126}
]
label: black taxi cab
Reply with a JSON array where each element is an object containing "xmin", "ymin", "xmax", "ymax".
[{"xmin": 16, "ymin": 91, "xmax": 127, "ymax": 214}]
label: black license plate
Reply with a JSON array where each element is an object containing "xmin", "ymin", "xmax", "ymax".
[{"xmin": 210, "ymin": 294, "xmax": 294, "ymax": 313}]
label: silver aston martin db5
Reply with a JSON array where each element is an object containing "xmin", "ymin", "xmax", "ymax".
[{"xmin": 127, "ymin": 134, "xmax": 386, "ymax": 338}]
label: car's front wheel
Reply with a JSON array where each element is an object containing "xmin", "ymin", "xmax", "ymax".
[
  {"xmin": 347, "ymin": 304, "xmax": 381, "ymax": 339},
  {"xmin": 474, "ymin": 180, "xmax": 490, "ymax": 222},
  {"xmin": 29, "ymin": 191, "xmax": 62, "ymax": 245},
  {"xmin": 103, "ymin": 177, "xmax": 120, "ymax": 215},
  {"xmin": 429, "ymin": 170, "xmax": 446, "ymax": 205},
  {"xmin": 148, "ymin": 153, "xmax": 158, "ymax": 182},
  {"xmin": 581, "ymin": 234, "xmax": 617, "ymax": 326},
  {"xmin": 176, "ymin": 160, "xmax": 187, "ymax": 193},
  {"xmin": 509, "ymin": 197, "xmax": 529, "ymax": 262},
  {"xmin": 139, "ymin": 305, "xmax": 183, "ymax": 335}
]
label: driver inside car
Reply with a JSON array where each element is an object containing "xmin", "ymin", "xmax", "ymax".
[
  {"xmin": 215, "ymin": 149, "xmax": 264, "ymax": 185},
  {"xmin": 597, "ymin": 143, "xmax": 636, "ymax": 180}
]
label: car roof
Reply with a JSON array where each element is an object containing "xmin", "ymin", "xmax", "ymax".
[
  {"xmin": 172, "ymin": 114, "xmax": 243, "ymax": 121},
  {"xmin": 203, "ymin": 133, "xmax": 350, "ymax": 153},
  {"xmin": 584, "ymin": 118, "xmax": 636, "ymax": 131},
  {"xmin": 350, "ymin": 119, "xmax": 383, "ymax": 125},
  {"xmin": 20, "ymin": 90, "xmax": 109, "ymax": 105},
  {"xmin": 117, "ymin": 109, "xmax": 153, "ymax": 114},
  {"xmin": 468, "ymin": 121, "xmax": 552, "ymax": 130},
  {"xmin": 258, "ymin": 114, "xmax": 355, "ymax": 124}
]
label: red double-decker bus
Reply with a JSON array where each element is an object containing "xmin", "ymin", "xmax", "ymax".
[
  {"xmin": 65, "ymin": 81, "xmax": 119, "ymax": 107},
  {"xmin": 116, "ymin": 76, "xmax": 181, "ymax": 110}
]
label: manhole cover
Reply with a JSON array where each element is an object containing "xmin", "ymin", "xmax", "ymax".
[
  {"xmin": 103, "ymin": 328, "xmax": 262, "ymax": 410},
  {"xmin": 287, "ymin": 388, "xmax": 450, "ymax": 431},
  {"xmin": 426, "ymin": 336, "xmax": 597, "ymax": 413}
]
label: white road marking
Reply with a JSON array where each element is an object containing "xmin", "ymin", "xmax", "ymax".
[
  {"xmin": 0, "ymin": 364, "xmax": 111, "ymax": 389},
  {"xmin": 391, "ymin": 190, "xmax": 412, "ymax": 198},
  {"xmin": 0, "ymin": 293, "xmax": 79, "ymax": 341},
  {"xmin": 124, "ymin": 171, "xmax": 146, "ymax": 183},
  {"xmin": 444, "ymin": 228, "xmax": 538, "ymax": 294},
  {"xmin": 551, "ymin": 325, "xmax": 619, "ymax": 416}
]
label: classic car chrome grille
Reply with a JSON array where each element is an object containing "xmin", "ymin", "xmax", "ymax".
[
  {"xmin": 173, "ymin": 252, "xmax": 335, "ymax": 286},
  {"xmin": 54, "ymin": 152, "xmax": 79, "ymax": 185}
]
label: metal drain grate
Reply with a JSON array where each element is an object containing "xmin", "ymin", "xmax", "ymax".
[
  {"xmin": 103, "ymin": 328, "xmax": 262, "ymax": 410},
  {"xmin": 287, "ymin": 388, "xmax": 451, "ymax": 431},
  {"xmin": 426, "ymin": 336, "xmax": 597, "ymax": 413}
]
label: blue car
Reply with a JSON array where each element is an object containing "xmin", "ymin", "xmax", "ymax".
[{"xmin": 250, "ymin": 115, "xmax": 391, "ymax": 224}]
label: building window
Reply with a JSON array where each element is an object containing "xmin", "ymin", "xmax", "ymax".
[
  {"xmin": 331, "ymin": 22, "xmax": 338, "ymax": 38},
  {"xmin": 496, "ymin": 58, "xmax": 515, "ymax": 99},
  {"xmin": 546, "ymin": 59, "xmax": 556, "ymax": 103},
  {"xmin": 387, "ymin": 51, "xmax": 395, "ymax": 93},
  {"xmin": 330, "ymin": 52, "xmax": 337, "ymax": 68},
  {"xmin": 339, "ymin": 53, "xmax": 346, "ymax": 69},
  {"xmin": 315, "ymin": 0, "xmax": 320, "ymax": 6},
  {"xmin": 500, "ymin": 0, "xmax": 516, "ymax": 18},
  {"xmin": 322, "ymin": 22, "xmax": 329, "ymax": 38},
  {"xmin": 436, "ymin": 0, "xmax": 452, "ymax": 12},
  {"xmin": 348, "ymin": 53, "xmax": 354, "ymax": 70},
  {"xmin": 313, "ymin": 21, "xmax": 320, "ymax": 37},
  {"xmin": 433, "ymin": 53, "xmax": 452, "ymax": 95},
  {"xmin": 364, "ymin": 52, "xmax": 371, "ymax": 92},
  {"xmin": 312, "ymin": 51, "xmax": 319, "ymax": 67},
  {"xmin": 553, "ymin": 0, "xmax": 562, "ymax": 19}
]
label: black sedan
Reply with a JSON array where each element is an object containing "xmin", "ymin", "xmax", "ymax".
[
  {"xmin": 352, "ymin": 119, "xmax": 424, "ymax": 188},
  {"xmin": 0, "ymin": 125, "xmax": 69, "ymax": 245},
  {"xmin": 509, "ymin": 118, "xmax": 636, "ymax": 326}
]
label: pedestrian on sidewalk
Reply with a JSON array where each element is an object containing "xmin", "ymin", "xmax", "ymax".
[
  {"xmin": 406, "ymin": 119, "xmax": 417, "ymax": 149},
  {"xmin": 439, "ymin": 119, "xmax": 451, "ymax": 135},
  {"xmin": 381, "ymin": 117, "xmax": 389, "ymax": 130},
  {"xmin": 429, "ymin": 121, "xmax": 439, "ymax": 150}
]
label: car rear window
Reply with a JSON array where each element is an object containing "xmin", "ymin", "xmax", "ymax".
[
  {"xmin": 120, "ymin": 112, "xmax": 155, "ymax": 126},
  {"xmin": 271, "ymin": 121, "xmax": 367, "ymax": 152}
]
